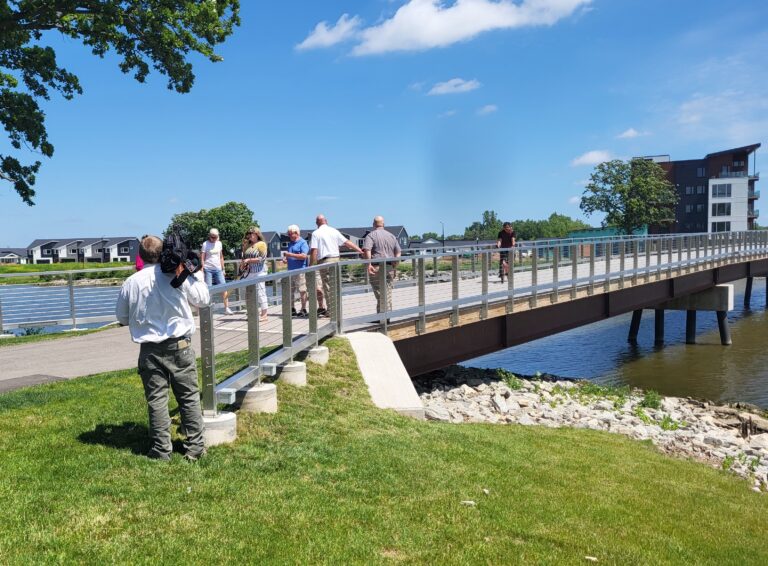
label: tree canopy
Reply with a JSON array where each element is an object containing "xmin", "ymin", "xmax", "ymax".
[
  {"xmin": 463, "ymin": 210, "xmax": 591, "ymax": 241},
  {"xmin": 1, "ymin": 1, "xmax": 240, "ymax": 205},
  {"xmin": 580, "ymin": 158, "xmax": 678, "ymax": 235},
  {"xmin": 166, "ymin": 201, "xmax": 255, "ymax": 258}
]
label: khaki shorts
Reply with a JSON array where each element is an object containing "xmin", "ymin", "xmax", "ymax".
[{"xmin": 290, "ymin": 272, "xmax": 307, "ymax": 294}]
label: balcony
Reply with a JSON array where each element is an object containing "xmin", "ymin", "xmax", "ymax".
[
  {"xmin": 748, "ymin": 189, "xmax": 761, "ymax": 199},
  {"xmin": 748, "ymin": 209, "xmax": 760, "ymax": 219}
]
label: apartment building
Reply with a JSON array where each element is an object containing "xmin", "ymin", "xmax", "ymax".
[{"xmin": 649, "ymin": 143, "xmax": 760, "ymax": 233}]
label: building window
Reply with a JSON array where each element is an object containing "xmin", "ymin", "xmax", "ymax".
[
  {"xmin": 696, "ymin": 185, "xmax": 705, "ymax": 194},
  {"xmin": 685, "ymin": 186, "xmax": 694, "ymax": 195},
  {"xmin": 733, "ymin": 160, "xmax": 745, "ymax": 167},
  {"xmin": 711, "ymin": 221, "xmax": 731, "ymax": 233},
  {"xmin": 712, "ymin": 183, "xmax": 732, "ymax": 198},
  {"xmin": 119, "ymin": 247, "xmax": 129, "ymax": 254},
  {"xmin": 712, "ymin": 203, "xmax": 731, "ymax": 217},
  {"xmin": 697, "ymin": 167, "xmax": 706, "ymax": 177},
  {"xmin": 43, "ymin": 249, "xmax": 51, "ymax": 255},
  {"xmin": 685, "ymin": 204, "xmax": 693, "ymax": 213},
  {"xmin": 697, "ymin": 204, "xmax": 704, "ymax": 213}
]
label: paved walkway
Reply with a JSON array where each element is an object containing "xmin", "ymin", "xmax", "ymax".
[{"xmin": 0, "ymin": 327, "xmax": 201, "ymax": 393}]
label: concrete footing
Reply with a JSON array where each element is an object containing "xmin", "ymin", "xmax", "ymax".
[
  {"xmin": 203, "ymin": 411, "xmax": 237, "ymax": 447},
  {"xmin": 238, "ymin": 382, "xmax": 278, "ymax": 413},
  {"xmin": 278, "ymin": 361, "xmax": 307, "ymax": 386},
  {"xmin": 307, "ymin": 346, "xmax": 329, "ymax": 365}
]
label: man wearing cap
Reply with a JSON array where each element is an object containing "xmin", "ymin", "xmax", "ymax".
[
  {"xmin": 201, "ymin": 227, "xmax": 232, "ymax": 315},
  {"xmin": 116, "ymin": 235, "xmax": 211, "ymax": 461}
]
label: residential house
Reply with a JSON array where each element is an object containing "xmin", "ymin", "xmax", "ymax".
[
  {"xmin": 26, "ymin": 237, "xmax": 139, "ymax": 264},
  {"xmin": 0, "ymin": 248, "xmax": 28, "ymax": 264}
]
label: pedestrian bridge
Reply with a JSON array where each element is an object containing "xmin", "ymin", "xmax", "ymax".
[
  {"xmin": 2, "ymin": 231, "xmax": 767, "ymax": 417},
  {"xmin": 194, "ymin": 231, "xmax": 768, "ymax": 415}
]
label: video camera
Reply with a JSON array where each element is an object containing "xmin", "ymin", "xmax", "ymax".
[{"xmin": 160, "ymin": 225, "xmax": 202, "ymax": 288}]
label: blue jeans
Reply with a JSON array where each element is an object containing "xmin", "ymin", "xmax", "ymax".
[{"xmin": 204, "ymin": 268, "xmax": 225, "ymax": 286}]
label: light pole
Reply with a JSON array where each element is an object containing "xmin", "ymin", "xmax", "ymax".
[{"xmin": 440, "ymin": 221, "xmax": 445, "ymax": 251}]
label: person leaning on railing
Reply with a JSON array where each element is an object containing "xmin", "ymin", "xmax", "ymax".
[
  {"xmin": 115, "ymin": 235, "xmax": 211, "ymax": 462},
  {"xmin": 309, "ymin": 214, "xmax": 363, "ymax": 318}
]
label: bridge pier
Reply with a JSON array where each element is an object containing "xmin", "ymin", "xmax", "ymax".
[
  {"xmin": 627, "ymin": 309, "xmax": 642, "ymax": 343},
  {"xmin": 717, "ymin": 311, "xmax": 732, "ymax": 345},
  {"xmin": 686, "ymin": 310, "xmax": 697, "ymax": 344},
  {"xmin": 745, "ymin": 276, "xmax": 753, "ymax": 309}
]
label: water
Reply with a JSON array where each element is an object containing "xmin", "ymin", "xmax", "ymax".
[{"xmin": 468, "ymin": 279, "xmax": 768, "ymax": 408}]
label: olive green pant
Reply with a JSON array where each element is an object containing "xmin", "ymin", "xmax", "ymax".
[{"xmin": 138, "ymin": 339, "xmax": 205, "ymax": 459}]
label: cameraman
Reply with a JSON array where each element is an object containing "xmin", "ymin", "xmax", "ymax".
[{"xmin": 116, "ymin": 235, "xmax": 210, "ymax": 462}]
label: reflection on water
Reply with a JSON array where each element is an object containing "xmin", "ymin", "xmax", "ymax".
[{"xmin": 468, "ymin": 279, "xmax": 768, "ymax": 408}]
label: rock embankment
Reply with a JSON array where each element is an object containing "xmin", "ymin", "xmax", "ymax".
[{"xmin": 415, "ymin": 366, "xmax": 768, "ymax": 493}]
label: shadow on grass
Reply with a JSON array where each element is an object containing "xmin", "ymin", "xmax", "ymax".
[{"xmin": 78, "ymin": 422, "xmax": 151, "ymax": 456}]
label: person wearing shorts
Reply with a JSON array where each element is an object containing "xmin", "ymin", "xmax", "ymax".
[
  {"xmin": 496, "ymin": 222, "xmax": 516, "ymax": 280},
  {"xmin": 283, "ymin": 224, "xmax": 309, "ymax": 317}
]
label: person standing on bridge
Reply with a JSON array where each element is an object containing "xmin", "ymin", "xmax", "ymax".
[
  {"xmin": 282, "ymin": 224, "xmax": 309, "ymax": 317},
  {"xmin": 363, "ymin": 216, "xmax": 401, "ymax": 314},
  {"xmin": 116, "ymin": 235, "xmax": 210, "ymax": 462},
  {"xmin": 309, "ymin": 214, "xmax": 363, "ymax": 317},
  {"xmin": 496, "ymin": 222, "xmax": 516, "ymax": 282},
  {"xmin": 201, "ymin": 228, "xmax": 232, "ymax": 315}
]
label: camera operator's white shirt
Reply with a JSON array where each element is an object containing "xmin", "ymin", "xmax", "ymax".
[{"xmin": 116, "ymin": 263, "xmax": 211, "ymax": 344}]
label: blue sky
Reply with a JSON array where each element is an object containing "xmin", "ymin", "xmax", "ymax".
[{"xmin": 2, "ymin": 0, "xmax": 767, "ymax": 247}]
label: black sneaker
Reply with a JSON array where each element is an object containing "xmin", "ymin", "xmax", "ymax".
[
  {"xmin": 184, "ymin": 448, "xmax": 207, "ymax": 463},
  {"xmin": 299, "ymin": 308, "xmax": 308, "ymax": 317},
  {"xmin": 317, "ymin": 307, "xmax": 328, "ymax": 318},
  {"xmin": 291, "ymin": 307, "xmax": 299, "ymax": 317}
]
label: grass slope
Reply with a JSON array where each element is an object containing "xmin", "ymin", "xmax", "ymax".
[{"xmin": 0, "ymin": 338, "xmax": 766, "ymax": 564}]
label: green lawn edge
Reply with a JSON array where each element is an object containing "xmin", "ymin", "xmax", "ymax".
[{"xmin": 0, "ymin": 337, "xmax": 766, "ymax": 565}]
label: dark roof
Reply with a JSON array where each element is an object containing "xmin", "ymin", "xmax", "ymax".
[
  {"xmin": 0, "ymin": 248, "xmax": 27, "ymax": 257},
  {"xmin": 260, "ymin": 231, "xmax": 282, "ymax": 242},
  {"xmin": 26, "ymin": 237, "xmax": 137, "ymax": 249},
  {"xmin": 706, "ymin": 143, "xmax": 761, "ymax": 158},
  {"xmin": 338, "ymin": 226, "xmax": 406, "ymax": 239}
]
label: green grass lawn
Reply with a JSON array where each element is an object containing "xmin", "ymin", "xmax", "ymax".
[{"xmin": 1, "ymin": 338, "xmax": 766, "ymax": 564}]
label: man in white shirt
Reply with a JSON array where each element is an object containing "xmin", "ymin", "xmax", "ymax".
[
  {"xmin": 201, "ymin": 227, "xmax": 232, "ymax": 314},
  {"xmin": 116, "ymin": 235, "xmax": 211, "ymax": 461},
  {"xmin": 309, "ymin": 214, "xmax": 362, "ymax": 317}
]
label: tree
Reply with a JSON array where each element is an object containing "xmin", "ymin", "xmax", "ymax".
[
  {"xmin": 580, "ymin": 159, "xmax": 678, "ymax": 235},
  {"xmin": 166, "ymin": 201, "xmax": 255, "ymax": 258},
  {"xmin": 463, "ymin": 210, "xmax": 503, "ymax": 240},
  {"xmin": 1, "ymin": 1, "xmax": 240, "ymax": 205},
  {"xmin": 421, "ymin": 232, "xmax": 439, "ymax": 240}
]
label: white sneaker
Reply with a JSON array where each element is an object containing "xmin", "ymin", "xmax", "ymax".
[{"xmin": 224, "ymin": 308, "xmax": 234, "ymax": 315}]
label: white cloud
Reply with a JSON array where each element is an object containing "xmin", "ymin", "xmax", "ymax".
[
  {"xmin": 408, "ymin": 81, "xmax": 426, "ymax": 92},
  {"xmin": 296, "ymin": 14, "xmax": 362, "ymax": 51},
  {"xmin": 616, "ymin": 127, "xmax": 648, "ymax": 139},
  {"xmin": 315, "ymin": 195, "xmax": 339, "ymax": 201},
  {"xmin": 571, "ymin": 150, "xmax": 612, "ymax": 167},
  {"xmin": 301, "ymin": 0, "xmax": 592, "ymax": 56},
  {"xmin": 477, "ymin": 104, "xmax": 498, "ymax": 116},
  {"xmin": 676, "ymin": 90, "xmax": 768, "ymax": 144},
  {"xmin": 438, "ymin": 109, "xmax": 458, "ymax": 118},
  {"xmin": 568, "ymin": 196, "xmax": 581, "ymax": 205},
  {"xmin": 428, "ymin": 78, "xmax": 481, "ymax": 96}
]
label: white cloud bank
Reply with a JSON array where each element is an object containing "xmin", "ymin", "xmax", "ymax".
[
  {"xmin": 296, "ymin": 14, "xmax": 362, "ymax": 51},
  {"xmin": 568, "ymin": 196, "xmax": 581, "ymax": 205},
  {"xmin": 428, "ymin": 78, "xmax": 481, "ymax": 95},
  {"xmin": 297, "ymin": 0, "xmax": 592, "ymax": 55},
  {"xmin": 571, "ymin": 150, "xmax": 612, "ymax": 166}
]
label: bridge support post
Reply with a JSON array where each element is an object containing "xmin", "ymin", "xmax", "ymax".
[
  {"xmin": 654, "ymin": 309, "xmax": 665, "ymax": 345},
  {"xmin": 744, "ymin": 276, "xmax": 753, "ymax": 309},
  {"xmin": 685, "ymin": 310, "xmax": 697, "ymax": 344},
  {"xmin": 417, "ymin": 257, "xmax": 426, "ymax": 333},
  {"xmin": 717, "ymin": 311, "xmax": 732, "ymax": 345},
  {"xmin": 627, "ymin": 309, "xmax": 642, "ymax": 343}
]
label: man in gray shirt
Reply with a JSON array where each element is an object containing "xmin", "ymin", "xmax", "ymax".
[{"xmin": 363, "ymin": 216, "xmax": 401, "ymax": 314}]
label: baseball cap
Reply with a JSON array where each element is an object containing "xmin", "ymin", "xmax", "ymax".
[{"xmin": 209, "ymin": 228, "xmax": 219, "ymax": 237}]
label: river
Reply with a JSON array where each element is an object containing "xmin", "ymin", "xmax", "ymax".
[{"xmin": 467, "ymin": 279, "xmax": 768, "ymax": 408}]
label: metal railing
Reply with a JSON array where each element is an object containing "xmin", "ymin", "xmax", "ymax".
[{"xmin": 196, "ymin": 230, "xmax": 768, "ymax": 417}]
